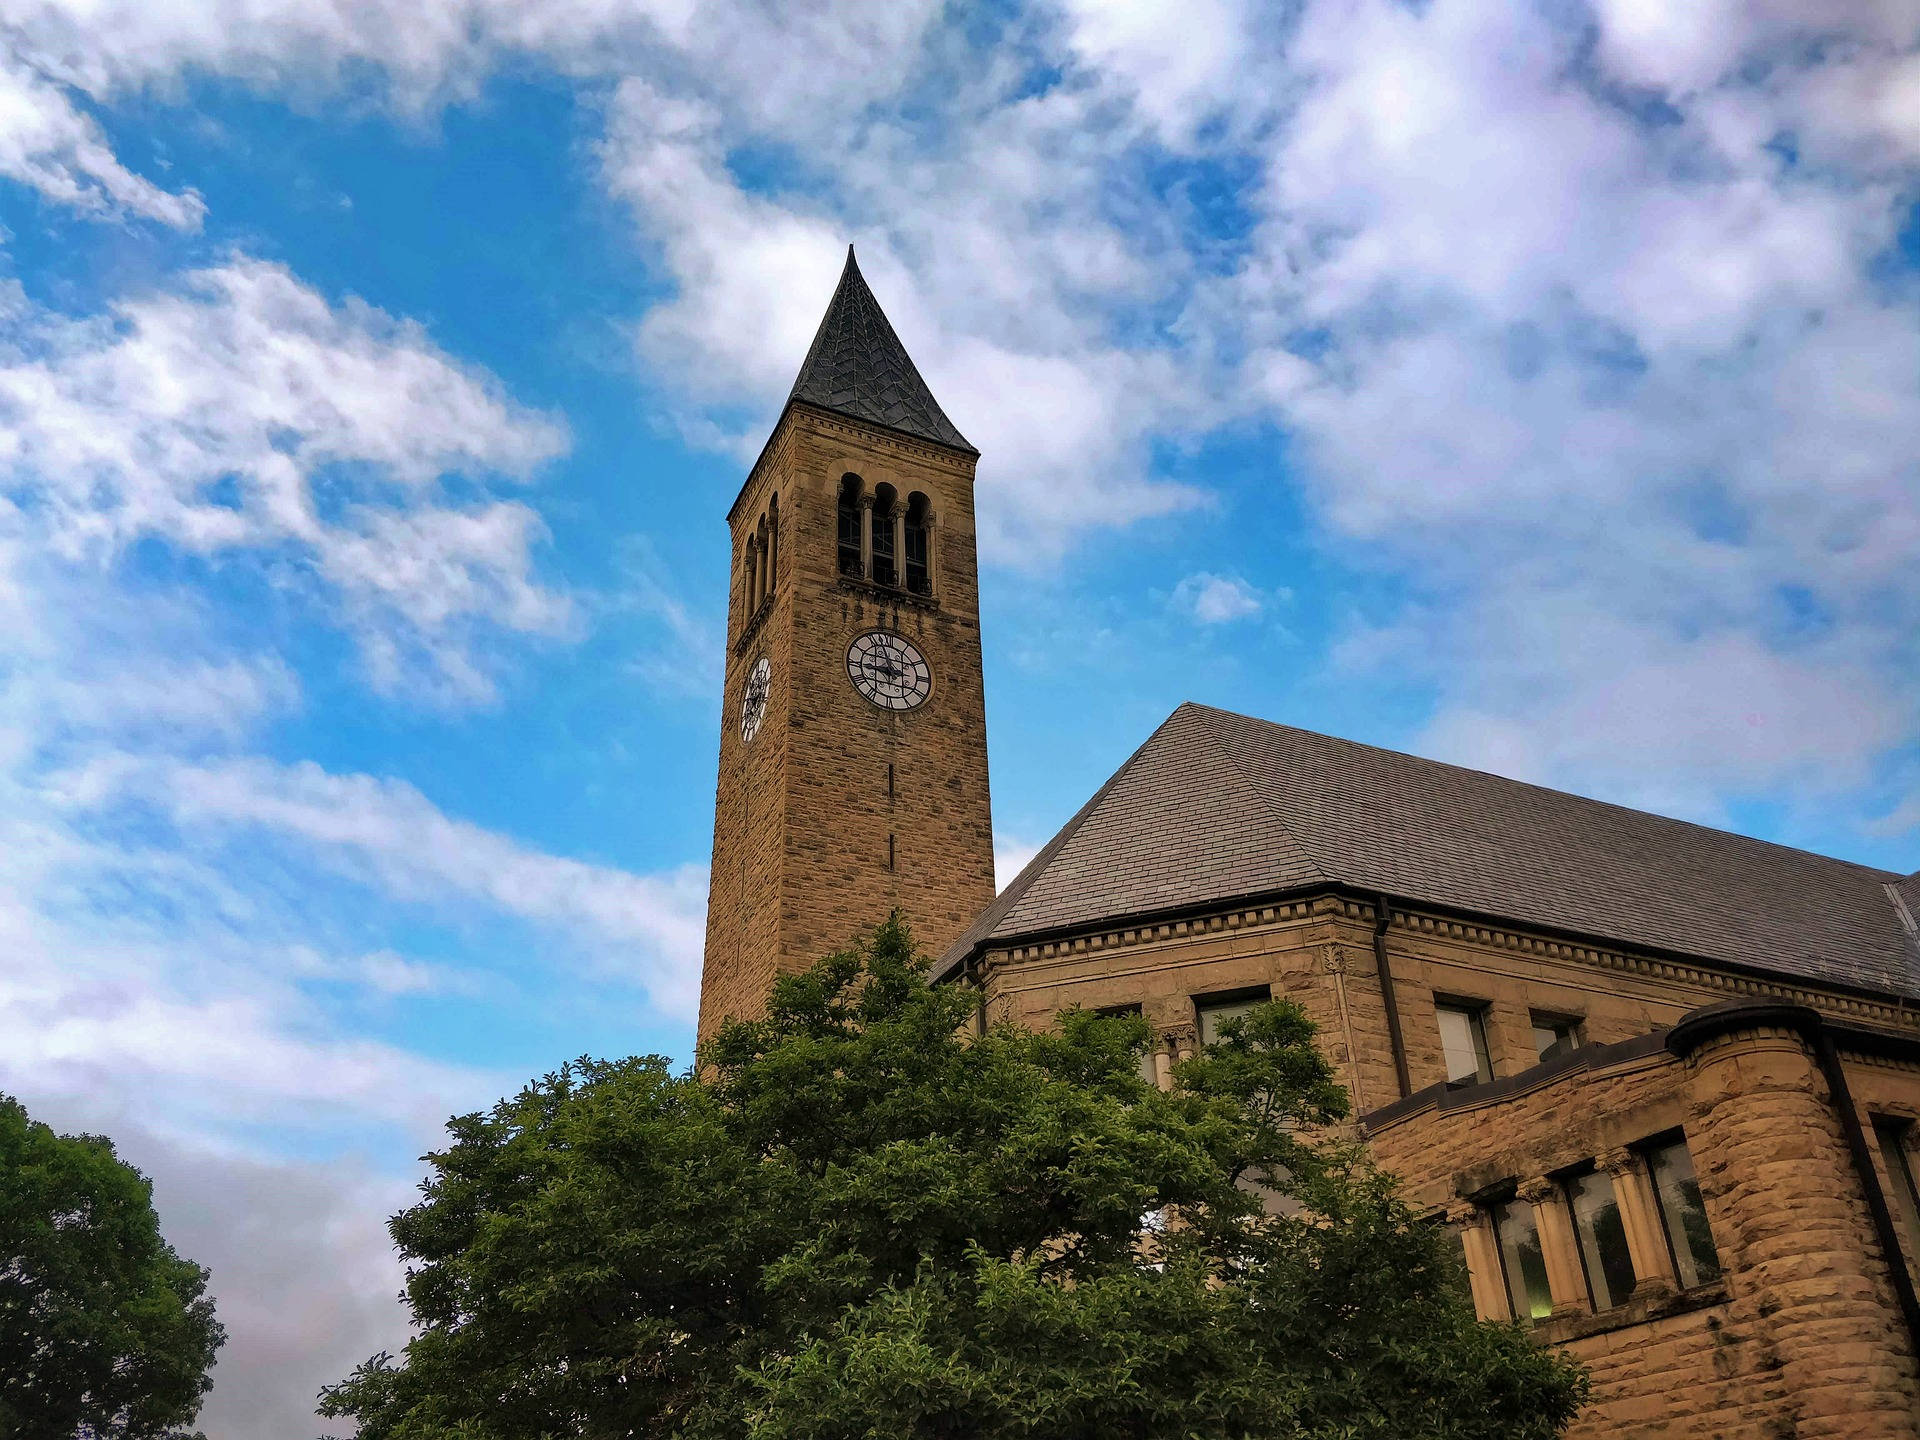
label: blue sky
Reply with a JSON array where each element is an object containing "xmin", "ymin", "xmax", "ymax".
[{"xmin": 0, "ymin": 1, "xmax": 1917, "ymax": 1433}]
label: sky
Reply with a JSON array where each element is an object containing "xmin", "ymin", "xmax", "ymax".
[{"xmin": 0, "ymin": 0, "xmax": 1916, "ymax": 1433}]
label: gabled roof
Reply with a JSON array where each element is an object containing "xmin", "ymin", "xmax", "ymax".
[
  {"xmin": 941, "ymin": 703, "xmax": 1920, "ymax": 1002},
  {"xmin": 784, "ymin": 247, "xmax": 973, "ymax": 454}
]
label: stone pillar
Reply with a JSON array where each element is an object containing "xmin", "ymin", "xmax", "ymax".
[
  {"xmin": 1446, "ymin": 1201, "xmax": 1509, "ymax": 1322},
  {"xmin": 925, "ymin": 513, "xmax": 940, "ymax": 600},
  {"xmin": 1519, "ymin": 1176, "xmax": 1589, "ymax": 1317},
  {"xmin": 858, "ymin": 494, "xmax": 874, "ymax": 581},
  {"xmin": 1163, "ymin": 1021, "xmax": 1198, "ymax": 1065},
  {"xmin": 1599, "ymin": 1146, "xmax": 1676, "ymax": 1298},
  {"xmin": 1151, "ymin": 1044, "xmax": 1173, "ymax": 1092},
  {"xmin": 1671, "ymin": 1004, "xmax": 1920, "ymax": 1439},
  {"xmin": 891, "ymin": 506, "xmax": 907, "ymax": 590}
]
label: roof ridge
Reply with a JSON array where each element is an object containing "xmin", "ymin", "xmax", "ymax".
[{"xmin": 1182, "ymin": 702, "xmax": 1907, "ymax": 883}]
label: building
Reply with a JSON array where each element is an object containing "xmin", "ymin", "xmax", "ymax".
[{"xmin": 699, "ymin": 249, "xmax": 1920, "ymax": 1438}]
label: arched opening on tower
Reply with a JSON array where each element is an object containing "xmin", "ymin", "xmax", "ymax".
[
  {"xmin": 904, "ymin": 492, "xmax": 932, "ymax": 596},
  {"xmin": 837, "ymin": 474, "xmax": 863, "ymax": 579},
  {"xmin": 871, "ymin": 483, "xmax": 898, "ymax": 588}
]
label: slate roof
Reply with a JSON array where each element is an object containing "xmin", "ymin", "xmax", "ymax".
[
  {"xmin": 785, "ymin": 247, "xmax": 973, "ymax": 454},
  {"xmin": 940, "ymin": 703, "xmax": 1920, "ymax": 1001}
]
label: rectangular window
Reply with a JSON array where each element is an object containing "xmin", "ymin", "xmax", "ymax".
[
  {"xmin": 1490, "ymin": 1197, "xmax": 1554, "ymax": 1322},
  {"xmin": 1531, "ymin": 1012, "xmax": 1584, "ymax": 1063},
  {"xmin": 1565, "ymin": 1169, "xmax": 1637, "ymax": 1310},
  {"xmin": 1436, "ymin": 1000, "xmax": 1494, "ymax": 1085},
  {"xmin": 1874, "ymin": 1119, "xmax": 1920, "ymax": 1273},
  {"xmin": 1098, "ymin": 1004, "xmax": 1160, "ymax": 1088},
  {"xmin": 1197, "ymin": 990, "xmax": 1270, "ymax": 1047},
  {"xmin": 1646, "ymin": 1137, "xmax": 1721, "ymax": 1289}
]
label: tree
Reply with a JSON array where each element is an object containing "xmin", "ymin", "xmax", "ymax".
[
  {"xmin": 0, "ymin": 1095, "xmax": 224, "ymax": 1440},
  {"xmin": 323, "ymin": 917, "xmax": 1587, "ymax": 1439}
]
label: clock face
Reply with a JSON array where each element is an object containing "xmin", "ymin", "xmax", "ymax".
[
  {"xmin": 847, "ymin": 631, "xmax": 931, "ymax": 711},
  {"xmin": 740, "ymin": 657, "xmax": 771, "ymax": 742}
]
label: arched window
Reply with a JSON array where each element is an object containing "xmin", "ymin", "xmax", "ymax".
[
  {"xmin": 837, "ymin": 475, "xmax": 863, "ymax": 578},
  {"xmin": 904, "ymin": 492, "xmax": 932, "ymax": 596},
  {"xmin": 871, "ymin": 483, "xmax": 898, "ymax": 587},
  {"xmin": 766, "ymin": 493, "xmax": 780, "ymax": 598},
  {"xmin": 754, "ymin": 517, "xmax": 768, "ymax": 609}
]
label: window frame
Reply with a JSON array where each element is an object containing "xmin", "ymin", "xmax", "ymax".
[
  {"xmin": 1873, "ymin": 1116, "xmax": 1920, "ymax": 1274},
  {"xmin": 1193, "ymin": 986, "xmax": 1273, "ymax": 1047},
  {"xmin": 1562, "ymin": 1165, "xmax": 1638, "ymax": 1312},
  {"xmin": 1488, "ymin": 1191, "xmax": 1554, "ymax": 1324},
  {"xmin": 1434, "ymin": 996, "xmax": 1495, "ymax": 1086},
  {"xmin": 1530, "ymin": 1010, "xmax": 1585, "ymax": 1064},
  {"xmin": 835, "ymin": 474, "xmax": 864, "ymax": 578},
  {"xmin": 1094, "ymin": 1002, "xmax": 1160, "ymax": 1088}
]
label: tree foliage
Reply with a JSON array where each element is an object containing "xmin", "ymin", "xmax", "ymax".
[
  {"xmin": 0, "ymin": 1095, "xmax": 224, "ymax": 1440},
  {"xmin": 323, "ymin": 917, "xmax": 1587, "ymax": 1439}
]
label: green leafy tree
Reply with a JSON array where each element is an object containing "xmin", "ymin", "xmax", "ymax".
[
  {"xmin": 0, "ymin": 1096, "xmax": 224, "ymax": 1439},
  {"xmin": 323, "ymin": 917, "xmax": 1586, "ymax": 1439}
]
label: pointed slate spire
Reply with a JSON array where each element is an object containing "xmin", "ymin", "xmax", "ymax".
[{"xmin": 785, "ymin": 246, "xmax": 974, "ymax": 454}]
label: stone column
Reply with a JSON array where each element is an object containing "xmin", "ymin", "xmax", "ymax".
[
  {"xmin": 891, "ymin": 505, "xmax": 907, "ymax": 590},
  {"xmin": 858, "ymin": 494, "xmax": 874, "ymax": 581},
  {"xmin": 1599, "ymin": 1146, "xmax": 1677, "ymax": 1298},
  {"xmin": 1519, "ymin": 1176, "xmax": 1590, "ymax": 1317},
  {"xmin": 1446, "ymin": 1201, "xmax": 1509, "ymax": 1322},
  {"xmin": 1671, "ymin": 1004, "xmax": 1920, "ymax": 1438},
  {"xmin": 925, "ymin": 513, "xmax": 941, "ymax": 600},
  {"xmin": 1151, "ymin": 1042, "xmax": 1173, "ymax": 1092},
  {"xmin": 1163, "ymin": 1021, "xmax": 1198, "ymax": 1066}
]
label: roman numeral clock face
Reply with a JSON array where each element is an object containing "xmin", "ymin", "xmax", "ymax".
[
  {"xmin": 740, "ymin": 657, "xmax": 771, "ymax": 742},
  {"xmin": 847, "ymin": 630, "xmax": 931, "ymax": 711}
]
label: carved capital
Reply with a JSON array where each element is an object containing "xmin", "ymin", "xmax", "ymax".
[
  {"xmin": 1517, "ymin": 1176, "xmax": 1556, "ymax": 1206},
  {"xmin": 1321, "ymin": 944, "xmax": 1349, "ymax": 976},
  {"xmin": 1158, "ymin": 1022, "xmax": 1198, "ymax": 1055},
  {"xmin": 1444, "ymin": 1200, "xmax": 1484, "ymax": 1229},
  {"xmin": 1597, "ymin": 1146, "xmax": 1638, "ymax": 1177}
]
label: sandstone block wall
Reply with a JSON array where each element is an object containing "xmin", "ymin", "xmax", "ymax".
[{"xmin": 699, "ymin": 408, "xmax": 996, "ymax": 1043}]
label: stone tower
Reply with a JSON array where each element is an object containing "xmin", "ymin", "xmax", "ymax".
[{"xmin": 697, "ymin": 248, "xmax": 996, "ymax": 1044}]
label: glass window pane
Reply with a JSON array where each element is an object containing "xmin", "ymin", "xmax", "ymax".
[
  {"xmin": 1097, "ymin": 1005, "xmax": 1159, "ymax": 1088},
  {"xmin": 1437, "ymin": 1003, "xmax": 1492, "ymax": 1084},
  {"xmin": 1567, "ymin": 1170, "xmax": 1637, "ymax": 1309},
  {"xmin": 1491, "ymin": 1199, "xmax": 1554, "ymax": 1322},
  {"xmin": 1874, "ymin": 1120, "xmax": 1920, "ymax": 1276},
  {"xmin": 1197, "ymin": 995, "xmax": 1267, "ymax": 1047},
  {"xmin": 1647, "ymin": 1139, "xmax": 1720, "ymax": 1288},
  {"xmin": 1532, "ymin": 1014, "xmax": 1580, "ymax": 1063}
]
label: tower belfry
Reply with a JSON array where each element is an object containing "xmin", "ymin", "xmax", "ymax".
[{"xmin": 696, "ymin": 249, "xmax": 996, "ymax": 1044}]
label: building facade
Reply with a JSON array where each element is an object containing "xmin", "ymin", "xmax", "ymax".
[{"xmin": 699, "ymin": 255, "xmax": 1920, "ymax": 1437}]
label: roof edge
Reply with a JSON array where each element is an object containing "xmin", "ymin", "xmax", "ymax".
[
  {"xmin": 938, "ymin": 877, "xmax": 1920, "ymax": 1013},
  {"xmin": 932, "ymin": 704, "xmax": 1204, "ymax": 983},
  {"xmin": 726, "ymin": 398, "xmax": 980, "ymax": 526}
]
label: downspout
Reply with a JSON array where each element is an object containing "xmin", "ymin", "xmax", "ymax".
[
  {"xmin": 1807, "ymin": 1024, "xmax": 1920, "ymax": 1357},
  {"xmin": 1373, "ymin": 893, "xmax": 1412, "ymax": 1101}
]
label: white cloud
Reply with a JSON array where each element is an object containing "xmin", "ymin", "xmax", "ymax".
[
  {"xmin": 1171, "ymin": 571, "xmax": 1263, "ymax": 624},
  {"xmin": 0, "ymin": 257, "xmax": 571, "ymax": 702},
  {"xmin": 994, "ymin": 831, "xmax": 1042, "ymax": 891},
  {"xmin": 0, "ymin": 57, "xmax": 203, "ymax": 226},
  {"xmin": 1226, "ymin": 0, "xmax": 1920, "ymax": 820}
]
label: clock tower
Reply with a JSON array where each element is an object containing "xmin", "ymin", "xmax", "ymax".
[{"xmin": 697, "ymin": 249, "xmax": 996, "ymax": 1043}]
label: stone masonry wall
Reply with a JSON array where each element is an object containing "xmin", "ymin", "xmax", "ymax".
[
  {"xmin": 699, "ymin": 408, "xmax": 996, "ymax": 1043},
  {"xmin": 980, "ymin": 894, "xmax": 1920, "ymax": 1437}
]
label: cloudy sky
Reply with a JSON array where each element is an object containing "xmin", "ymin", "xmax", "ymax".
[{"xmin": 0, "ymin": 0, "xmax": 1915, "ymax": 1432}]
